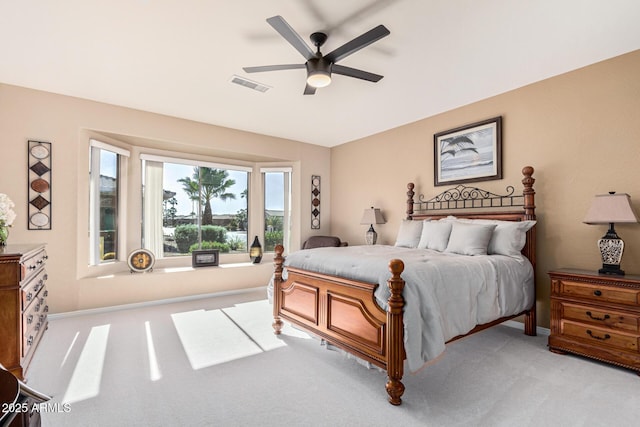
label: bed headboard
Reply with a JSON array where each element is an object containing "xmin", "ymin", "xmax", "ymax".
[{"xmin": 405, "ymin": 166, "xmax": 536, "ymax": 266}]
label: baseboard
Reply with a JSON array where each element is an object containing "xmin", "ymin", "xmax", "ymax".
[
  {"xmin": 48, "ymin": 286, "xmax": 267, "ymax": 320},
  {"xmin": 502, "ymin": 320, "xmax": 550, "ymax": 336}
]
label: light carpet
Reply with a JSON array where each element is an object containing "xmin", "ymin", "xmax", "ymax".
[{"xmin": 25, "ymin": 288, "xmax": 640, "ymax": 427}]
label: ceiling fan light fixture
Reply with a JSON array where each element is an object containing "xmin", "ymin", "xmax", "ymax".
[
  {"xmin": 306, "ymin": 58, "xmax": 332, "ymax": 88},
  {"xmin": 307, "ymin": 71, "xmax": 331, "ymax": 88}
]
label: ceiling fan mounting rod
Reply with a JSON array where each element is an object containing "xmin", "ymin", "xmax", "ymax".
[{"xmin": 310, "ymin": 32, "xmax": 328, "ymax": 54}]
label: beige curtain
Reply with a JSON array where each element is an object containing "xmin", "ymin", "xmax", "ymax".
[{"xmin": 144, "ymin": 161, "xmax": 165, "ymax": 257}]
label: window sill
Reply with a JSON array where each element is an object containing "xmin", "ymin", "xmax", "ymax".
[{"xmin": 87, "ymin": 258, "xmax": 273, "ymax": 279}]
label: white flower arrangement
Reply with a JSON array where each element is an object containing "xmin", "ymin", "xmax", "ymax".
[{"xmin": 0, "ymin": 193, "xmax": 17, "ymax": 227}]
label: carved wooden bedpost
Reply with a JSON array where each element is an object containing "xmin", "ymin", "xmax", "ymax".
[
  {"xmin": 521, "ymin": 166, "xmax": 537, "ymax": 336},
  {"xmin": 522, "ymin": 166, "xmax": 536, "ymax": 221},
  {"xmin": 406, "ymin": 183, "xmax": 415, "ymax": 220},
  {"xmin": 386, "ymin": 259, "xmax": 405, "ymax": 405},
  {"xmin": 272, "ymin": 244, "xmax": 285, "ymax": 335}
]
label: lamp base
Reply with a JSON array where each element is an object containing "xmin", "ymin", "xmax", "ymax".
[
  {"xmin": 597, "ymin": 234, "xmax": 625, "ymax": 276},
  {"xmin": 365, "ymin": 225, "xmax": 377, "ymax": 245},
  {"xmin": 599, "ymin": 263, "xmax": 625, "ymax": 276}
]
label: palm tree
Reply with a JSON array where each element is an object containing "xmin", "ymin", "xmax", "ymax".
[
  {"xmin": 180, "ymin": 167, "xmax": 236, "ymax": 225},
  {"xmin": 177, "ymin": 176, "xmax": 200, "ymax": 216}
]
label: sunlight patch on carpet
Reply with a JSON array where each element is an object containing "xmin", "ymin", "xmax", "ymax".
[
  {"xmin": 60, "ymin": 331, "xmax": 79, "ymax": 369},
  {"xmin": 145, "ymin": 321, "xmax": 162, "ymax": 381},
  {"xmin": 62, "ymin": 324, "xmax": 110, "ymax": 404},
  {"xmin": 222, "ymin": 299, "xmax": 307, "ymax": 351},
  {"xmin": 171, "ymin": 309, "xmax": 263, "ymax": 370}
]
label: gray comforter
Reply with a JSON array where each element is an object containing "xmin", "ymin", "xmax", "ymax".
[{"xmin": 278, "ymin": 245, "xmax": 534, "ymax": 372}]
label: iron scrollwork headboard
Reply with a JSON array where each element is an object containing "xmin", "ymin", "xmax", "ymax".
[{"xmin": 406, "ymin": 166, "xmax": 536, "ymax": 220}]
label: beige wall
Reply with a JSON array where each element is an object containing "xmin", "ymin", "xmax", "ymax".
[
  {"xmin": 330, "ymin": 49, "xmax": 640, "ymax": 328},
  {"xmin": 0, "ymin": 84, "xmax": 331, "ymax": 313}
]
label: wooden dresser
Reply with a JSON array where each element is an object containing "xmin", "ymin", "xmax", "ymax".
[
  {"xmin": 0, "ymin": 244, "xmax": 49, "ymax": 381},
  {"xmin": 549, "ymin": 269, "xmax": 640, "ymax": 373}
]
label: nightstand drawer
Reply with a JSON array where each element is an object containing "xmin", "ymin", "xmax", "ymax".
[
  {"xmin": 561, "ymin": 302, "xmax": 639, "ymax": 332},
  {"xmin": 557, "ymin": 279, "xmax": 640, "ymax": 306},
  {"xmin": 561, "ymin": 320, "xmax": 639, "ymax": 353}
]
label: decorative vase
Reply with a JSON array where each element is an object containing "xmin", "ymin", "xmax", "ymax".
[
  {"xmin": 249, "ymin": 236, "xmax": 263, "ymax": 264},
  {"xmin": 0, "ymin": 225, "xmax": 8, "ymax": 246}
]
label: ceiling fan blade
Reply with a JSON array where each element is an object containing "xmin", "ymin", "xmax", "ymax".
[
  {"xmin": 304, "ymin": 84, "xmax": 317, "ymax": 95},
  {"xmin": 325, "ymin": 25, "xmax": 390, "ymax": 63},
  {"xmin": 266, "ymin": 16, "xmax": 316, "ymax": 61},
  {"xmin": 332, "ymin": 64, "xmax": 383, "ymax": 82},
  {"xmin": 243, "ymin": 64, "xmax": 306, "ymax": 73}
]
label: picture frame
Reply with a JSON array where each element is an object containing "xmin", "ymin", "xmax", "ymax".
[
  {"xmin": 192, "ymin": 249, "xmax": 219, "ymax": 267},
  {"xmin": 433, "ymin": 116, "xmax": 502, "ymax": 186}
]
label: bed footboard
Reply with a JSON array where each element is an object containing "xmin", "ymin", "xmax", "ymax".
[{"xmin": 272, "ymin": 245, "xmax": 406, "ymax": 405}]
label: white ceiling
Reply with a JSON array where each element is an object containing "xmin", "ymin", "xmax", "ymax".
[{"xmin": 1, "ymin": 1, "xmax": 639, "ymax": 148}]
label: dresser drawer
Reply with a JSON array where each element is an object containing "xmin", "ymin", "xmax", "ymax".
[
  {"xmin": 556, "ymin": 279, "xmax": 640, "ymax": 307},
  {"xmin": 560, "ymin": 301, "xmax": 639, "ymax": 332},
  {"xmin": 21, "ymin": 248, "xmax": 48, "ymax": 282},
  {"xmin": 22, "ymin": 288, "xmax": 47, "ymax": 334},
  {"xmin": 21, "ymin": 269, "xmax": 47, "ymax": 311},
  {"xmin": 561, "ymin": 320, "xmax": 639, "ymax": 353}
]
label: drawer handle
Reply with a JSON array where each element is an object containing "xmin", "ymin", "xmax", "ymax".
[
  {"xmin": 586, "ymin": 330, "xmax": 611, "ymax": 341},
  {"xmin": 27, "ymin": 314, "xmax": 33, "ymax": 324},
  {"xmin": 27, "ymin": 336, "xmax": 33, "ymax": 346},
  {"xmin": 26, "ymin": 292, "xmax": 33, "ymax": 302},
  {"xmin": 585, "ymin": 311, "xmax": 610, "ymax": 321},
  {"xmin": 28, "ymin": 265, "xmax": 37, "ymax": 271},
  {"xmin": 593, "ymin": 290, "xmax": 602, "ymax": 297}
]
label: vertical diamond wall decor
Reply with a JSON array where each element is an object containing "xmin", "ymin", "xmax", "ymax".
[
  {"xmin": 311, "ymin": 175, "xmax": 320, "ymax": 229},
  {"xmin": 28, "ymin": 140, "xmax": 52, "ymax": 230}
]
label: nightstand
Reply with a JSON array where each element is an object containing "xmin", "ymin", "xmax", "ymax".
[{"xmin": 549, "ymin": 269, "xmax": 640, "ymax": 374}]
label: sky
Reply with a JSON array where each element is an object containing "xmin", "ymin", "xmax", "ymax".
[
  {"xmin": 162, "ymin": 163, "xmax": 284, "ymax": 215},
  {"xmin": 99, "ymin": 153, "xmax": 285, "ymax": 215}
]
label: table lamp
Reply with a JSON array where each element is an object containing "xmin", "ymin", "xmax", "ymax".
[
  {"xmin": 360, "ymin": 207, "xmax": 386, "ymax": 245},
  {"xmin": 583, "ymin": 192, "xmax": 638, "ymax": 275}
]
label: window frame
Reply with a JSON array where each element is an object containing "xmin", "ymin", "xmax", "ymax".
[
  {"xmin": 261, "ymin": 167, "xmax": 292, "ymax": 253},
  {"xmin": 140, "ymin": 153, "xmax": 255, "ymax": 265},
  {"xmin": 82, "ymin": 140, "xmax": 296, "ymax": 277},
  {"xmin": 88, "ymin": 139, "xmax": 130, "ymax": 266}
]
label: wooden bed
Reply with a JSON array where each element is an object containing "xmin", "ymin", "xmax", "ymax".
[{"xmin": 271, "ymin": 166, "xmax": 537, "ymax": 405}]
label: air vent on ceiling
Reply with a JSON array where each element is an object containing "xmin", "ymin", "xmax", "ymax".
[{"xmin": 230, "ymin": 75, "xmax": 271, "ymax": 93}]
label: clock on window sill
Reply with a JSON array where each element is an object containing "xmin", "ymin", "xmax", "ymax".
[{"xmin": 127, "ymin": 249, "xmax": 155, "ymax": 273}]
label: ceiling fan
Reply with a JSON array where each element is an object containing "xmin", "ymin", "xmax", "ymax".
[{"xmin": 243, "ymin": 15, "xmax": 390, "ymax": 95}]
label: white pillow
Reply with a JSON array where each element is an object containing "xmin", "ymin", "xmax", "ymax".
[
  {"xmin": 439, "ymin": 217, "xmax": 536, "ymax": 256},
  {"xmin": 445, "ymin": 222, "xmax": 497, "ymax": 256},
  {"xmin": 488, "ymin": 220, "xmax": 536, "ymax": 256},
  {"xmin": 394, "ymin": 219, "xmax": 424, "ymax": 248},
  {"xmin": 417, "ymin": 221, "xmax": 453, "ymax": 251}
]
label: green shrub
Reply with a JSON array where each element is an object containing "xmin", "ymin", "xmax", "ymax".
[
  {"xmin": 189, "ymin": 241, "xmax": 231, "ymax": 253},
  {"xmin": 227, "ymin": 236, "xmax": 246, "ymax": 251},
  {"xmin": 174, "ymin": 224, "xmax": 228, "ymax": 253},
  {"xmin": 264, "ymin": 230, "xmax": 283, "ymax": 252}
]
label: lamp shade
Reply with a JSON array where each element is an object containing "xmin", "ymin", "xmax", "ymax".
[
  {"xmin": 360, "ymin": 207, "xmax": 386, "ymax": 225},
  {"xmin": 583, "ymin": 193, "xmax": 638, "ymax": 224}
]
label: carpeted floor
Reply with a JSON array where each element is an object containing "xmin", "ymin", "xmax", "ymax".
[{"xmin": 25, "ymin": 288, "xmax": 640, "ymax": 427}]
